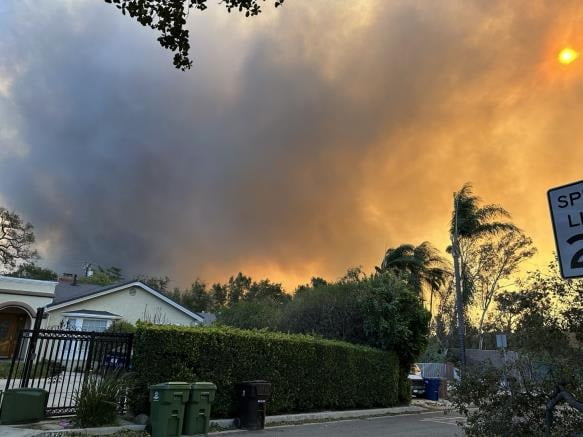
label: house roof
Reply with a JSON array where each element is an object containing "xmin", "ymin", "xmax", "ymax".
[
  {"xmin": 62, "ymin": 309, "xmax": 121, "ymax": 317},
  {"xmin": 47, "ymin": 280, "xmax": 204, "ymax": 323},
  {"xmin": 53, "ymin": 282, "xmax": 112, "ymax": 305}
]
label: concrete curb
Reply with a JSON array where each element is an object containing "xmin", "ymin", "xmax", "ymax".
[
  {"xmin": 13, "ymin": 424, "xmax": 146, "ymax": 436},
  {"xmin": 210, "ymin": 405, "xmax": 428, "ymax": 430}
]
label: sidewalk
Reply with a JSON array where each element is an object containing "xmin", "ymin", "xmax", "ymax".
[
  {"xmin": 0, "ymin": 403, "xmax": 437, "ymax": 435},
  {"xmin": 211, "ymin": 404, "xmax": 429, "ymax": 430}
]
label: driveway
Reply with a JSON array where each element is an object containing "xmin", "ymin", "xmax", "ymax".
[{"xmin": 222, "ymin": 411, "xmax": 464, "ymax": 437}]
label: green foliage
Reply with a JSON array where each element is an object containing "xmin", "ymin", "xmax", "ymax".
[
  {"xmin": 450, "ymin": 183, "xmax": 517, "ymax": 239},
  {"xmin": 452, "ymin": 262, "xmax": 583, "ymax": 436},
  {"xmin": 104, "ymin": 0, "xmax": 286, "ymax": 70},
  {"xmin": 75, "ymin": 371, "xmax": 133, "ymax": 428},
  {"xmin": 278, "ymin": 279, "xmax": 363, "ymax": 343},
  {"xmin": 106, "ymin": 320, "xmax": 137, "ymax": 334},
  {"xmin": 136, "ymin": 275, "xmax": 171, "ymax": 292},
  {"xmin": 217, "ymin": 300, "xmax": 283, "ymax": 330},
  {"xmin": 6, "ymin": 262, "xmax": 58, "ymax": 281},
  {"xmin": 79, "ymin": 265, "xmax": 124, "ymax": 286},
  {"xmin": 376, "ymin": 241, "xmax": 450, "ymax": 299},
  {"xmin": 451, "ymin": 359, "xmax": 583, "ymax": 437},
  {"xmin": 171, "ymin": 274, "xmax": 290, "ymax": 314},
  {"xmin": 131, "ymin": 325, "xmax": 401, "ymax": 418},
  {"xmin": 0, "ymin": 207, "xmax": 37, "ymax": 271},
  {"xmin": 397, "ymin": 368, "xmax": 411, "ymax": 404},
  {"xmin": 418, "ymin": 336, "xmax": 448, "ymax": 363},
  {"xmin": 278, "ymin": 271, "xmax": 430, "ymax": 371}
]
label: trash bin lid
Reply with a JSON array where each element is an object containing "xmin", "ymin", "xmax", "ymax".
[
  {"xmin": 150, "ymin": 381, "xmax": 190, "ymax": 390},
  {"xmin": 5, "ymin": 388, "xmax": 48, "ymax": 394},
  {"xmin": 191, "ymin": 382, "xmax": 217, "ymax": 390}
]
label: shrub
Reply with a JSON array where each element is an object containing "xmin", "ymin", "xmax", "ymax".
[
  {"xmin": 132, "ymin": 325, "xmax": 401, "ymax": 418},
  {"xmin": 75, "ymin": 371, "xmax": 133, "ymax": 428},
  {"xmin": 106, "ymin": 320, "xmax": 137, "ymax": 334},
  {"xmin": 278, "ymin": 271, "xmax": 430, "ymax": 371}
]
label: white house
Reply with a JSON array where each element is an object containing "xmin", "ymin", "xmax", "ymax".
[
  {"xmin": 0, "ymin": 276, "xmax": 206, "ymax": 359},
  {"xmin": 0, "ymin": 276, "xmax": 57, "ymax": 358}
]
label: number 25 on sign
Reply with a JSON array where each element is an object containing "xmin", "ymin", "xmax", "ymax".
[{"xmin": 548, "ymin": 179, "xmax": 583, "ymax": 279}]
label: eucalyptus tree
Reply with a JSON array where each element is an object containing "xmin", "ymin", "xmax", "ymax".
[
  {"xmin": 470, "ymin": 230, "xmax": 536, "ymax": 349},
  {"xmin": 450, "ymin": 183, "xmax": 517, "ymax": 364},
  {"xmin": 376, "ymin": 241, "xmax": 450, "ymax": 315}
]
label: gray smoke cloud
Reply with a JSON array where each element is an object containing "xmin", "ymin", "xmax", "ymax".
[{"xmin": 1, "ymin": 0, "xmax": 582, "ymax": 287}]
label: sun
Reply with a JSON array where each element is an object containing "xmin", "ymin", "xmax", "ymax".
[{"xmin": 558, "ymin": 47, "xmax": 579, "ymax": 65}]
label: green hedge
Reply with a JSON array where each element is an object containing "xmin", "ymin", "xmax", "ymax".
[{"xmin": 132, "ymin": 325, "xmax": 402, "ymax": 418}]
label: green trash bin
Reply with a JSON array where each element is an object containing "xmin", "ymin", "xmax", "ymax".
[
  {"xmin": 149, "ymin": 382, "xmax": 190, "ymax": 437},
  {"xmin": 183, "ymin": 382, "xmax": 217, "ymax": 436},
  {"xmin": 0, "ymin": 388, "xmax": 48, "ymax": 424}
]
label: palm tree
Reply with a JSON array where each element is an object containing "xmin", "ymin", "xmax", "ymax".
[
  {"xmin": 450, "ymin": 183, "xmax": 517, "ymax": 365},
  {"xmin": 376, "ymin": 241, "xmax": 450, "ymax": 315}
]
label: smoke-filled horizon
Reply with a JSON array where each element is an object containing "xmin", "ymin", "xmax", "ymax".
[{"xmin": 1, "ymin": 0, "xmax": 582, "ymax": 289}]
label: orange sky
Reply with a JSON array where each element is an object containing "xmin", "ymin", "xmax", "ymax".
[
  {"xmin": 1, "ymin": 0, "xmax": 583, "ymax": 289},
  {"xmin": 186, "ymin": 0, "xmax": 583, "ymax": 288}
]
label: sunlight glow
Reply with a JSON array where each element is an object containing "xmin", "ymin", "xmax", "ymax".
[{"xmin": 558, "ymin": 47, "xmax": 579, "ymax": 65}]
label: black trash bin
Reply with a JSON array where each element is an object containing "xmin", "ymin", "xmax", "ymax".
[{"xmin": 236, "ymin": 380, "xmax": 271, "ymax": 430}]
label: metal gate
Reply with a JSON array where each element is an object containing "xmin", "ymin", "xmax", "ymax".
[{"xmin": 6, "ymin": 326, "xmax": 133, "ymax": 417}]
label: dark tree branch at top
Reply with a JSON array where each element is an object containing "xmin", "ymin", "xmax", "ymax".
[{"xmin": 104, "ymin": 0, "xmax": 286, "ymax": 70}]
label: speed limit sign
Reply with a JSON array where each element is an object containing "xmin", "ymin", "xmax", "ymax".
[{"xmin": 548, "ymin": 179, "xmax": 583, "ymax": 279}]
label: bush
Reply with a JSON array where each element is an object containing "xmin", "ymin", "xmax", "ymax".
[
  {"xmin": 106, "ymin": 320, "xmax": 137, "ymax": 334},
  {"xmin": 217, "ymin": 300, "xmax": 283, "ymax": 330},
  {"xmin": 450, "ymin": 359, "xmax": 583, "ymax": 436},
  {"xmin": 132, "ymin": 325, "xmax": 402, "ymax": 418},
  {"xmin": 75, "ymin": 371, "xmax": 133, "ymax": 428},
  {"xmin": 278, "ymin": 272, "xmax": 430, "ymax": 371}
]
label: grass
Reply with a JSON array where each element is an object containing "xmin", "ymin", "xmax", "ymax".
[{"xmin": 74, "ymin": 371, "xmax": 134, "ymax": 428}]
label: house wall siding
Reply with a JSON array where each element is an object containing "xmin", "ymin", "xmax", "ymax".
[
  {"xmin": 46, "ymin": 286, "xmax": 198, "ymax": 328},
  {"xmin": 0, "ymin": 294, "xmax": 53, "ymax": 314}
]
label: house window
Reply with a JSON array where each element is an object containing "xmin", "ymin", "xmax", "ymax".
[
  {"xmin": 64, "ymin": 317, "xmax": 109, "ymax": 332},
  {"xmin": 65, "ymin": 318, "xmax": 78, "ymax": 330},
  {"xmin": 81, "ymin": 319, "xmax": 108, "ymax": 332}
]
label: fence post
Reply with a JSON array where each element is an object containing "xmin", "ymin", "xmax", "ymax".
[
  {"xmin": 6, "ymin": 329, "xmax": 24, "ymax": 390},
  {"xmin": 85, "ymin": 332, "xmax": 96, "ymax": 373},
  {"xmin": 125, "ymin": 334, "xmax": 133, "ymax": 370},
  {"xmin": 21, "ymin": 307, "xmax": 44, "ymax": 388}
]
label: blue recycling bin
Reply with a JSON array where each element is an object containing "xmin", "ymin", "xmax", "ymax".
[{"xmin": 424, "ymin": 378, "xmax": 440, "ymax": 401}]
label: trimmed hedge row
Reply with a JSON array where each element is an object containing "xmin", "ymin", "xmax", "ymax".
[{"xmin": 131, "ymin": 325, "xmax": 402, "ymax": 418}]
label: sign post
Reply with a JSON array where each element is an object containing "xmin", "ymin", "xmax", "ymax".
[{"xmin": 548, "ymin": 179, "xmax": 583, "ymax": 279}]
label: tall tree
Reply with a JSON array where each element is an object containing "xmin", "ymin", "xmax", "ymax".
[
  {"xmin": 227, "ymin": 272, "xmax": 252, "ymax": 305},
  {"xmin": 376, "ymin": 241, "xmax": 450, "ymax": 314},
  {"xmin": 0, "ymin": 208, "xmax": 37, "ymax": 272},
  {"xmin": 210, "ymin": 283, "xmax": 228, "ymax": 309},
  {"xmin": 174, "ymin": 279, "xmax": 212, "ymax": 312},
  {"xmin": 468, "ymin": 230, "xmax": 536, "ymax": 349},
  {"xmin": 104, "ymin": 0, "xmax": 286, "ymax": 70},
  {"xmin": 137, "ymin": 275, "xmax": 172, "ymax": 292},
  {"xmin": 79, "ymin": 265, "xmax": 124, "ymax": 285},
  {"xmin": 7, "ymin": 263, "xmax": 58, "ymax": 281},
  {"xmin": 450, "ymin": 183, "xmax": 517, "ymax": 364},
  {"xmin": 245, "ymin": 279, "xmax": 290, "ymax": 304}
]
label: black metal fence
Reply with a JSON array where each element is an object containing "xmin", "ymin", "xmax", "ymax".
[{"xmin": 6, "ymin": 327, "xmax": 133, "ymax": 417}]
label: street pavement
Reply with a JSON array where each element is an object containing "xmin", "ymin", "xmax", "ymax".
[{"xmin": 223, "ymin": 411, "xmax": 464, "ymax": 437}]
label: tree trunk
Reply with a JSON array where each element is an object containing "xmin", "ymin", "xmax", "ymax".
[
  {"xmin": 452, "ymin": 193, "xmax": 466, "ymax": 366},
  {"xmin": 429, "ymin": 289, "xmax": 434, "ymax": 320},
  {"xmin": 453, "ymin": 243, "xmax": 466, "ymax": 365},
  {"xmin": 478, "ymin": 309, "xmax": 486, "ymax": 350}
]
